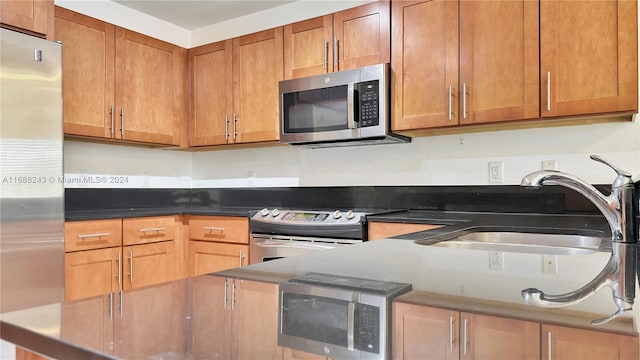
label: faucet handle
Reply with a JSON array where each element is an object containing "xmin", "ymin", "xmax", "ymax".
[{"xmin": 590, "ymin": 155, "xmax": 633, "ymax": 179}]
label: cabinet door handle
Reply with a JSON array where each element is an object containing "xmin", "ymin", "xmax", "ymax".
[
  {"xmin": 223, "ymin": 280, "xmax": 228, "ymax": 309},
  {"xmin": 231, "ymin": 280, "xmax": 236, "ymax": 310},
  {"xmin": 139, "ymin": 227, "xmax": 166, "ymax": 233},
  {"xmin": 109, "ymin": 292, "xmax": 113, "ymax": 320},
  {"xmin": 225, "ymin": 114, "xmax": 229, "ymax": 141},
  {"xmin": 77, "ymin": 232, "xmax": 110, "ymax": 239},
  {"xmin": 110, "ymin": 106, "xmax": 115, "ymax": 136},
  {"xmin": 203, "ymin": 226, "xmax": 224, "ymax": 232},
  {"xmin": 119, "ymin": 290, "xmax": 123, "ymax": 318},
  {"xmin": 116, "ymin": 252, "xmax": 121, "ymax": 285},
  {"xmin": 233, "ymin": 113, "xmax": 237, "ymax": 140},
  {"xmin": 547, "ymin": 331, "xmax": 552, "ymax": 360},
  {"xmin": 448, "ymin": 85, "xmax": 453, "ymax": 121},
  {"xmin": 128, "ymin": 250, "xmax": 133, "ymax": 283},
  {"xmin": 120, "ymin": 107, "xmax": 125, "ymax": 138},
  {"xmin": 333, "ymin": 36, "xmax": 340, "ymax": 71},
  {"xmin": 323, "ymin": 37, "xmax": 328, "ymax": 71},
  {"xmin": 462, "ymin": 83, "xmax": 467, "ymax": 119},
  {"xmin": 546, "ymin": 71, "xmax": 551, "ymax": 112},
  {"xmin": 239, "ymin": 250, "xmax": 245, "ymax": 267},
  {"xmin": 449, "ymin": 316, "xmax": 454, "ymax": 353},
  {"xmin": 463, "ymin": 318, "xmax": 468, "ymax": 356}
]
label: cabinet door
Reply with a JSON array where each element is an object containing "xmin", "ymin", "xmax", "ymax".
[
  {"xmin": 232, "ymin": 279, "xmax": 282, "ymax": 360},
  {"xmin": 54, "ymin": 7, "xmax": 115, "ymax": 139},
  {"xmin": 232, "ymin": 27, "xmax": 283, "ymax": 144},
  {"xmin": 542, "ymin": 324, "xmax": 639, "ymax": 360},
  {"xmin": 540, "ymin": 0, "xmax": 637, "ymax": 117},
  {"xmin": 189, "ymin": 241, "xmax": 248, "ymax": 277},
  {"xmin": 283, "ymin": 15, "xmax": 333, "ymax": 79},
  {"xmin": 332, "ymin": 0, "xmax": 390, "ymax": 72},
  {"xmin": 459, "ymin": 0, "xmax": 539, "ymax": 124},
  {"xmin": 61, "ymin": 294, "xmax": 114, "ymax": 355},
  {"xmin": 122, "ymin": 241, "xmax": 174, "ymax": 291},
  {"xmin": 188, "ymin": 215, "xmax": 248, "ymax": 244},
  {"xmin": 192, "ymin": 275, "xmax": 231, "ymax": 359},
  {"xmin": 65, "ymin": 247, "xmax": 121, "ymax": 302},
  {"xmin": 393, "ymin": 301, "xmax": 459, "ymax": 360},
  {"xmin": 189, "ymin": 40, "xmax": 233, "ymax": 146},
  {"xmin": 368, "ymin": 222, "xmax": 442, "ymax": 240},
  {"xmin": 115, "ymin": 28, "xmax": 185, "ymax": 145},
  {"xmin": 391, "ymin": 0, "xmax": 459, "ymax": 131},
  {"xmin": 1, "ymin": 0, "xmax": 50, "ymax": 35},
  {"xmin": 461, "ymin": 312, "xmax": 539, "ymax": 360},
  {"xmin": 114, "ymin": 283, "xmax": 182, "ymax": 358}
]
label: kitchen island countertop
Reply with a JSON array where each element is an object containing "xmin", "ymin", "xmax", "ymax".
[{"xmin": 2, "ymin": 210, "xmax": 639, "ymax": 359}]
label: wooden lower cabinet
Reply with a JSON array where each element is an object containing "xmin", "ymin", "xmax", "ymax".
[
  {"xmin": 191, "ymin": 275, "xmax": 282, "ymax": 359},
  {"xmin": 368, "ymin": 221, "xmax": 442, "ymax": 240},
  {"xmin": 64, "ymin": 247, "xmax": 120, "ymax": 302},
  {"xmin": 61, "ymin": 294, "xmax": 114, "ymax": 355},
  {"xmin": 393, "ymin": 302, "xmax": 539, "ymax": 359},
  {"xmin": 189, "ymin": 241, "xmax": 248, "ymax": 276},
  {"xmin": 542, "ymin": 324, "xmax": 639, "ymax": 360},
  {"xmin": 122, "ymin": 241, "xmax": 175, "ymax": 291}
]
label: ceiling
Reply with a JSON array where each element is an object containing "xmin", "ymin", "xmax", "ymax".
[{"xmin": 113, "ymin": 0, "xmax": 297, "ymax": 30}]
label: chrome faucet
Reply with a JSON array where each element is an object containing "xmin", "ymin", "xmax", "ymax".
[{"xmin": 520, "ymin": 155, "xmax": 637, "ymax": 324}]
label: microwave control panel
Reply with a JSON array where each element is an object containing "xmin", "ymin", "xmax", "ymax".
[{"xmin": 358, "ymin": 80, "xmax": 379, "ymax": 127}]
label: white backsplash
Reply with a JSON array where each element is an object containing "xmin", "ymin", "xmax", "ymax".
[{"xmin": 64, "ymin": 118, "xmax": 640, "ymax": 188}]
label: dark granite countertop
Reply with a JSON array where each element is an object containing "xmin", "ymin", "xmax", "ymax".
[{"xmin": 65, "ymin": 206, "xmax": 260, "ymax": 221}]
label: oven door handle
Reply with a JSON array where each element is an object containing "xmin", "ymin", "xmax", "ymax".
[
  {"xmin": 254, "ymin": 240, "xmax": 337, "ymax": 251},
  {"xmin": 347, "ymin": 302, "xmax": 355, "ymax": 350}
]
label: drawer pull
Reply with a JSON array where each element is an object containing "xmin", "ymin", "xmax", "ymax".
[
  {"xmin": 139, "ymin": 227, "xmax": 166, "ymax": 233},
  {"xmin": 203, "ymin": 226, "xmax": 225, "ymax": 233},
  {"xmin": 77, "ymin": 232, "xmax": 111, "ymax": 239}
]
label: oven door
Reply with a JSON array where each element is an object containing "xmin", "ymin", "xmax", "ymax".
[{"xmin": 249, "ymin": 234, "xmax": 355, "ymax": 264}]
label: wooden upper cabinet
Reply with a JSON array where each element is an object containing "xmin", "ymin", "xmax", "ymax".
[
  {"xmin": 54, "ymin": 7, "xmax": 186, "ymax": 146},
  {"xmin": 332, "ymin": 0, "xmax": 390, "ymax": 72},
  {"xmin": 232, "ymin": 27, "xmax": 283, "ymax": 144},
  {"xmin": 391, "ymin": 0, "xmax": 459, "ymax": 130},
  {"xmin": 115, "ymin": 28, "xmax": 186, "ymax": 146},
  {"xmin": 458, "ymin": 0, "xmax": 539, "ymax": 125},
  {"xmin": 54, "ymin": 6, "xmax": 115, "ymax": 139},
  {"xmin": 190, "ymin": 28, "xmax": 282, "ymax": 146},
  {"xmin": 392, "ymin": 0, "xmax": 538, "ymax": 131},
  {"xmin": 283, "ymin": 15, "xmax": 333, "ymax": 79},
  {"xmin": 283, "ymin": 1, "xmax": 390, "ymax": 79},
  {"xmin": 1, "ymin": 0, "xmax": 51, "ymax": 36},
  {"xmin": 542, "ymin": 324, "xmax": 639, "ymax": 360},
  {"xmin": 189, "ymin": 40, "xmax": 233, "ymax": 146},
  {"xmin": 540, "ymin": 0, "xmax": 638, "ymax": 117}
]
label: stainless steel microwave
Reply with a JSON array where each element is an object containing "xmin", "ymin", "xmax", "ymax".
[
  {"xmin": 278, "ymin": 273, "xmax": 412, "ymax": 359},
  {"xmin": 279, "ymin": 63, "xmax": 410, "ymax": 148}
]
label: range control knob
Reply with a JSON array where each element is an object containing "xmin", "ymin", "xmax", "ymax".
[
  {"xmin": 260, "ymin": 208, "xmax": 269, "ymax": 217},
  {"xmin": 346, "ymin": 210, "xmax": 355, "ymax": 220},
  {"xmin": 271, "ymin": 209, "xmax": 280, "ymax": 217},
  {"xmin": 333, "ymin": 210, "xmax": 342, "ymax": 219}
]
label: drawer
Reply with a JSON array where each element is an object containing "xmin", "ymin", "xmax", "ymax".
[
  {"xmin": 123, "ymin": 216, "xmax": 176, "ymax": 246},
  {"xmin": 65, "ymin": 219, "xmax": 122, "ymax": 252},
  {"xmin": 188, "ymin": 216, "xmax": 248, "ymax": 244}
]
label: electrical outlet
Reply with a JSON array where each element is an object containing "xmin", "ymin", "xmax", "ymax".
[
  {"xmin": 142, "ymin": 173, "xmax": 150, "ymax": 187},
  {"xmin": 247, "ymin": 170, "xmax": 256, "ymax": 186},
  {"xmin": 541, "ymin": 160, "xmax": 557, "ymax": 170},
  {"xmin": 542, "ymin": 254, "xmax": 558, "ymax": 274},
  {"xmin": 488, "ymin": 161, "xmax": 504, "ymax": 183},
  {"xmin": 489, "ymin": 251, "xmax": 504, "ymax": 270}
]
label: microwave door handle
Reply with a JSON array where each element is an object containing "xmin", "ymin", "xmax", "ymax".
[
  {"xmin": 347, "ymin": 83, "xmax": 357, "ymax": 129},
  {"xmin": 347, "ymin": 302, "xmax": 355, "ymax": 350}
]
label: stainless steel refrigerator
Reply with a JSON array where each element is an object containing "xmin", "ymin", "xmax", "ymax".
[{"xmin": 0, "ymin": 28, "xmax": 64, "ymax": 313}]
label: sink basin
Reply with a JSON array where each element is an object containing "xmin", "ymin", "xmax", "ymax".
[{"xmin": 426, "ymin": 231, "xmax": 605, "ymax": 255}]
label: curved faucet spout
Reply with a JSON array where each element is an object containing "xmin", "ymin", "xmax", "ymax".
[{"xmin": 519, "ymin": 155, "xmax": 636, "ymax": 324}]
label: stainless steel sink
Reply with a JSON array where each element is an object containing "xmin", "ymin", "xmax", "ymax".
[{"xmin": 427, "ymin": 231, "xmax": 605, "ymax": 255}]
